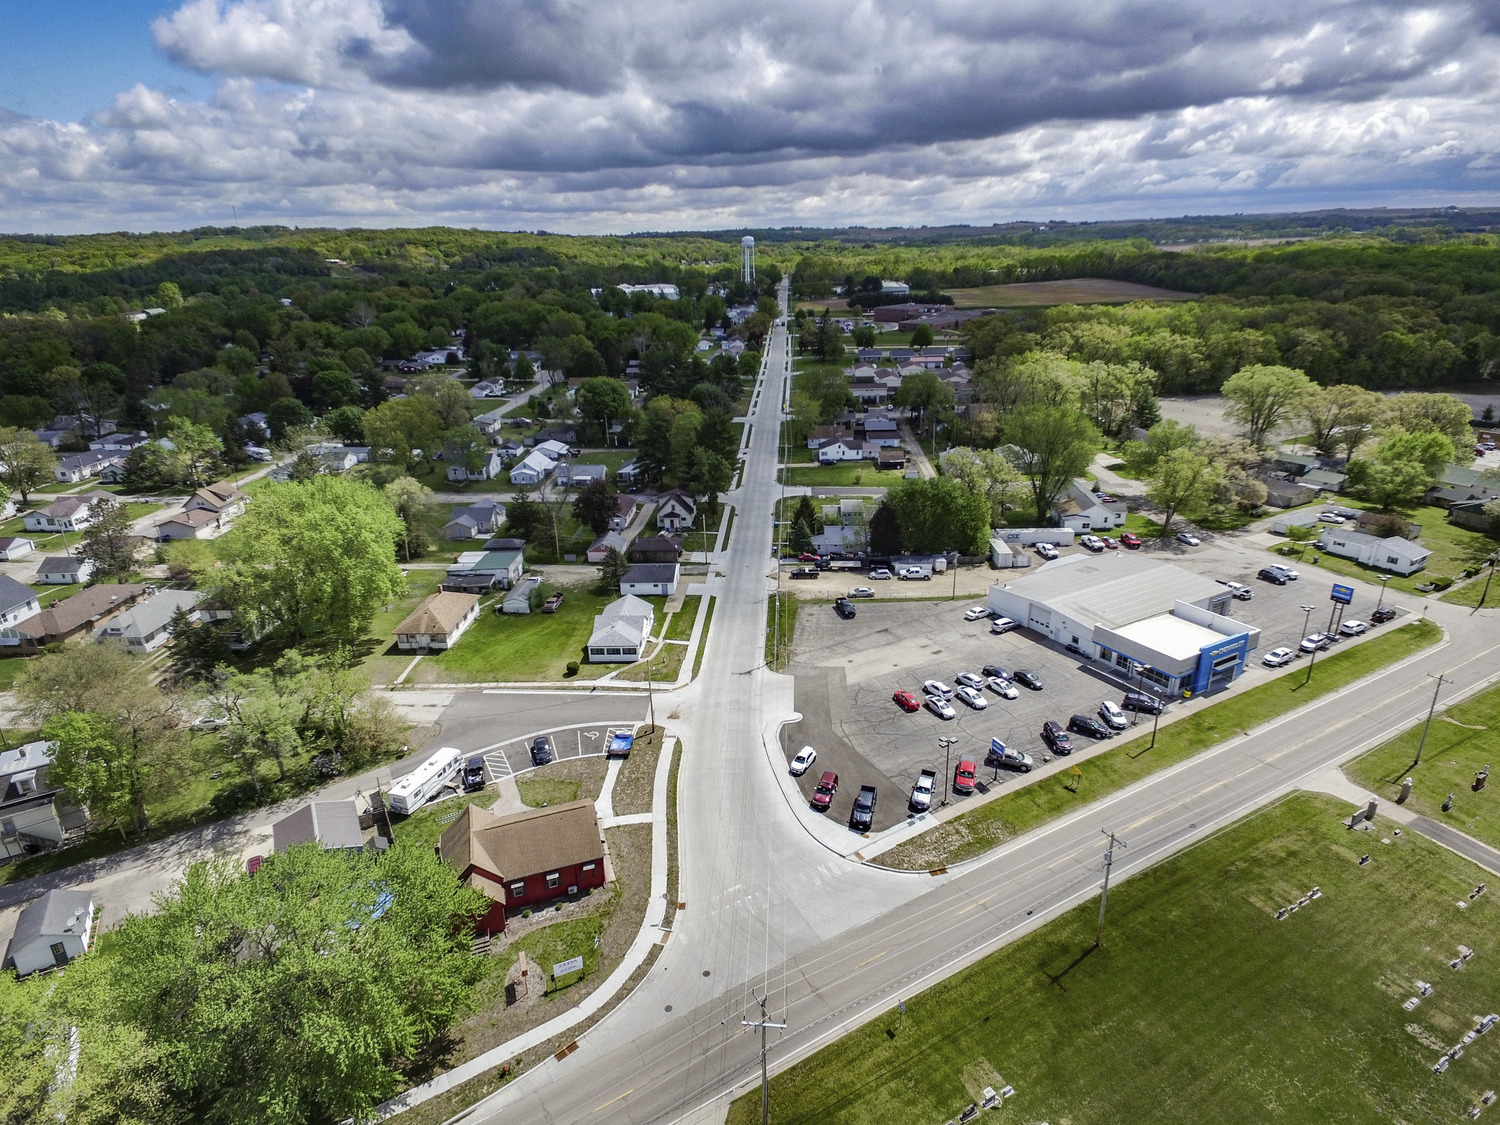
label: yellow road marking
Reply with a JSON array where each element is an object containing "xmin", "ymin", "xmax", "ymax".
[
  {"xmin": 855, "ymin": 950, "xmax": 887, "ymax": 969},
  {"xmin": 594, "ymin": 1089, "xmax": 634, "ymax": 1113}
]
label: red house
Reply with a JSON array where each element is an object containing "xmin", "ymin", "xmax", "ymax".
[{"xmin": 438, "ymin": 800, "xmax": 608, "ymax": 935}]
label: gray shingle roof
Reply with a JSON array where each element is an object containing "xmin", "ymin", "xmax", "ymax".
[
  {"xmin": 8, "ymin": 889, "xmax": 93, "ymax": 954},
  {"xmin": 0, "ymin": 573, "xmax": 37, "ymax": 615},
  {"xmin": 623, "ymin": 563, "xmax": 679, "ymax": 585}
]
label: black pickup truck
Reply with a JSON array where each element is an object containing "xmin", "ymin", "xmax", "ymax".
[{"xmin": 850, "ymin": 784, "xmax": 877, "ymax": 831}]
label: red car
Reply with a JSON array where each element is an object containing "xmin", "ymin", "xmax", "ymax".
[
  {"xmin": 1120, "ymin": 532, "xmax": 1142, "ymax": 548},
  {"xmin": 892, "ymin": 689, "xmax": 920, "ymax": 712},
  {"xmin": 797, "ymin": 552, "xmax": 822, "ymax": 562},
  {"xmin": 1101, "ymin": 536, "xmax": 1119, "ymax": 549},
  {"xmin": 811, "ymin": 770, "xmax": 839, "ymax": 811},
  {"xmin": 954, "ymin": 760, "xmax": 977, "ymax": 794}
]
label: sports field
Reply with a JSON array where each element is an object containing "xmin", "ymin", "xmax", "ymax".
[{"xmin": 729, "ymin": 793, "xmax": 1500, "ymax": 1125}]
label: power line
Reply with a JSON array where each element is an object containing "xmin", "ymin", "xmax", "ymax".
[{"xmin": 741, "ymin": 994, "xmax": 787, "ymax": 1125}]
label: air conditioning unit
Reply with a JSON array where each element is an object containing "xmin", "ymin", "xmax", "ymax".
[{"xmin": 568, "ymin": 885, "xmax": 578, "ymax": 896}]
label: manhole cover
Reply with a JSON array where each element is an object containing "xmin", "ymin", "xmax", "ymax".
[
  {"xmin": 665, "ymin": 1004, "xmax": 673, "ymax": 1012},
  {"xmin": 702, "ymin": 969, "xmax": 712, "ymax": 977}
]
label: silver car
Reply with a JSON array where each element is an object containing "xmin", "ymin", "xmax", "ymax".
[
  {"xmin": 1098, "ymin": 700, "xmax": 1128, "ymax": 730},
  {"xmin": 987, "ymin": 676, "xmax": 1019, "ymax": 699}
]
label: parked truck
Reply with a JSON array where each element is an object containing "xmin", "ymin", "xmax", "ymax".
[
  {"xmin": 851, "ymin": 784, "xmax": 878, "ymax": 831},
  {"xmin": 909, "ymin": 769, "xmax": 937, "ymax": 812}
]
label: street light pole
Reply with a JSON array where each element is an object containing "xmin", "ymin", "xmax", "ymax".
[
  {"xmin": 938, "ymin": 736, "xmax": 956, "ymax": 806},
  {"xmin": 1096, "ymin": 829, "xmax": 1127, "ymax": 948},
  {"xmin": 1414, "ymin": 672, "xmax": 1450, "ymax": 767},
  {"xmin": 1375, "ymin": 575, "xmax": 1391, "ymax": 613},
  {"xmin": 1298, "ymin": 604, "xmax": 1317, "ymax": 687}
]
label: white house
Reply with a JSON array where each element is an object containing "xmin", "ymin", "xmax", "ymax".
[
  {"xmin": 509, "ymin": 450, "xmax": 557, "ymax": 486},
  {"xmin": 442, "ymin": 500, "xmax": 506, "ymax": 540},
  {"xmin": 23, "ymin": 492, "xmax": 112, "ymax": 534},
  {"xmin": 0, "ymin": 574, "xmax": 41, "ymax": 628},
  {"xmin": 156, "ymin": 508, "xmax": 224, "ymax": 541},
  {"xmin": 655, "ymin": 489, "xmax": 697, "ymax": 533},
  {"xmin": 447, "ymin": 450, "xmax": 504, "ymax": 482},
  {"xmin": 469, "ymin": 380, "xmax": 507, "ymax": 400},
  {"xmin": 394, "ymin": 591, "xmax": 481, "ymax": 651},
  {"xmin": 473, "ymin": 407, "xmax": 507, "ymax": 434},
  {"xmin": 3, "ymin": 889, "xmax": 94, "ymax": 977},
  {"xmin": 817, "ymin": 438, "xmax": 876, "ymax": 463},
  {"xmin": 586, "ymin": 594, "xmax": 656, "ymax": 663},
  {"xmin": 34, "ymin": 556, "xmax": 93, "ymax": 586},
  {"xmin": 94, "ymin": 589, "xmax": 201, "ymax": 652},
  {"xmin": 0, "ymin": 537, "xmax": 35, "ymax": 561},
  {"xmin": 535, "ymin": 438, "xmax": 572, "ymax": 460},
  {"xmin": 1051, "ymin": 481, "xmax": 1128, "ymax": 532},
  {"xmin": 183, "ymin": 480, "xmax": 249, "ymax": 520},
  {"xmin": 620, "ymin": 562, "xmax": 680, "ymax": 597},
  {"xmin": 1316, "ymin": 529, "xmax": 1432, "ymax": 576},
  {"xmin": 586, "ymin": 530, "xmax": 629, "ymax": 563},
  {"xmin": 0, "ymin": 741, "xmax": 87, "ymax": 863},
  {"xmin": 54, "ymin": 451, "xmax": 117, "ymax": 484}
]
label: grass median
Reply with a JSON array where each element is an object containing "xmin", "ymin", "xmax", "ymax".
[
  {"xmin": 878, "ymin": 620, "xmax": 1441, "ymax": 871},
  {"xmin": 730, "ymin": 792, "xmax": 1500, "ymax": 1125}
]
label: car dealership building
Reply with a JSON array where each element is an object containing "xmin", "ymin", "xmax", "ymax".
[{"xmin": 987, "ymin": 555, "xmax": 1261, "ymax": 697}]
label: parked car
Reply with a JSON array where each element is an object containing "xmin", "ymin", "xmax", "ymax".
[
  {"xmin": 811, "ymin": 770, "xmax": 838, "ymax": 811},
  {"xmin": 849, "ymin": 586, "xmax": 875, "ymax": 598},
  {"xmin": 1069, "ymin": 714, "xmax": 1113, "ymax": 740},
  {"xmin": 869, "ymin": 567, "xmax": 893, "ymax": 580},
  {"xmin": 896, "ymin": 566, "xmax": 927, "ymax": 580},
  {"xmin": 1175, "ymin": 531, "xmax": 1201, "ymax": 546},
  {"xmin": 530, "ymin": 736, "xmax": 554, "ymax": 766},
  {"xmin": 987, "ymin": 676, "xmax": 1019, "ymax": 699},
  {"xmin": 797, "ymin": 552, "xmax": 822, "ymax": 562},
  {"xmin": 1079, "ymin": 534, "xmax": 1106, "ymax": 552},
  {"xmin": 1035, "ymin": 543, "xmax": 1059, "ymax": 560},
  {"xmin": 986, "ymin": 742, "xmax": 1034, "ymax": 772},
  {"xmin": 834, "ymin": 597, "xmax": 856, "ymax": 619},
  {"xmin": 1257, "ymin": 567, "xmax": 1289, "ymax": 585},
  {"xmin": 923, "ymin": 679, "xmax": 955, "ymax": 698},
  {"xmin": 1013, "ymin": 669, "xmax": 1044, "ymax": 691},
  {"xmin": 1122, "ymin": 691, "xmax": 1164, "ymax": 714},
  {"xmin": 192, "ymin": 716, "xmax": 228, "ymax": 730},
  {"xmin": 1371, "ymin": 606, "xmax": 1397, "ymax": 624},
  {"xmin": 955, "ymin": 686, "xmax": 987, "ymax": 710},
  {"xmin": 892, "ymin": 689, "xmax": 920, "ymax": 712},
  {"xmin": 964, "ymin": 606, "xmax": 989, "ymax": 621},
  {"xmin": 1262, "ymin": 646, "xmax": 1296, "ymax": 667},
  {"xmin": 925, "ymin": 696, "xmax": 957, "ymax": 720},
  {"xmin": 1318, "ymin": 512, "xmax": 1345, "ymax": 523},
  {"xmin": 850, "ymin": 784, "xmax": 878, "ymax": 831},
  {"xmin": 789, "ymin": 746, "xmax": 817, "ymax": 775},
  {"xmin": 981, "ymin": 664, "xmax": 1011, "ymax": 680},
  {"xmin": 990, "ymin": 617, "xmax": 1019, "ymax": 635},
  {"xmin": 1339, "ymin": 619, "xmax": 1369, "ymax": 636},
  {"xmin": 1266, "ymin": 563, "xmax": 1300, "ymax": 581},
  {"xmin": 1120, "ymin": 532, "xmax": 1142, "ymax": 548},
  {"xmin": 790, "ymin": 567, "xmax": 819, "ymax": 579},
  {"xmin": 953, "ymin": 760, "xmax": 977, "ymax": 795},
  {"xmin": 1300, "ymin": 632, "xmax": 1335, "ymax": 653},
  {"xmin": 1041, "ymin": 720, "xmax": 1074, "ymax": 754},
  {"xmin": 463, "ymin": 756, "xmax": 487, "ymax": 791},
  {"xmin": 1101, "ymin": 536, "xmax": 1119, "ymax": 550},
  {"xmin": 909, "ymin": 769, "xmax": 937, "ymax": 812},
  {"xmin": 1098, "ymin": 699, "xmax": 1128, "ymax": 729},
  {"xmin": 1217, "ymin": 580, "xmax": 1253, "ymax": 600},
  {"xmin": 955, "ymin": 671, "xmax": 985, "ymax": 690}
]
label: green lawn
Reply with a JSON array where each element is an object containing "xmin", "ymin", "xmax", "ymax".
[
  {"xmin": 516, "ymin": 777, "xmax": 581, "ymax": 807},
  {"xmin": 784, "ymin": 463, "xmax": 892, "ymax": 487},
  {"xmin": 393, "ymin": 791, "xmax": 494, "ymax": 848},
  {"xmin": 1438, "ymin": 568, "xmax": 1500, "ymax": 606},
  {"xmin": 415, "ymin": 584, "xmax": 634, "ymax": 682},
  {"xmin": 731, "ymin": 792, "xmax": 1500, "ymax": 1125},
  {"xmin": 1345, "ymin": 676, "xmax": 1500, "ymax": 850},
  {"xmin": 355, "ymin": 568, "xmax": 444, "ymax": 683},
  {"xmin": 0, "ymin": 659, "xmax": 30, "ymax": 691},
  {"xmin": 692, "ymin": 599, "xmax": 716, "ymax": 680},
  {"xmin": 880, "ymin": 620, "xmax": 1442, "ymax": 870},
  {"xmin": 664, "ymin": 596, "xmax": 701, "ymax": 642}
]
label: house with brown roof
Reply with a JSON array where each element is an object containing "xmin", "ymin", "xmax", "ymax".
[
  {"xmin": 156, "ymin": 507, "xmax": 224, "ymax": 541},
  {"xmin": 22, "ymin": 492, "xmax": 114, "ymax": 534},
  {"xmin": 0, "ymin": 584, "xmax": 149, "ymax": 653},
  {"xmin": 395, "ymin": 591, "xmax": 481, "ymax": 650},
  {"xmin": 629, "ymin": 536, "xmax": 682, "ymax": 564},
  {"xmin": 438, "ymin": 800, "xmax": 608, "ymax": 934},
  {"xmin": 183, "ymin": 480, "xmax": 249, "ymax": 520}
]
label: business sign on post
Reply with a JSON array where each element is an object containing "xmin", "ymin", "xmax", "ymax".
[
  {"xmin": 553, "ymin": 955, "xmax": 585, "ymax": 978},
  {"xmin": 1330, "ymin": 583, "xmax": 1354, "ymax": 606}
]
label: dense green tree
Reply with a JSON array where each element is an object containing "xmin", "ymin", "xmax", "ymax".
[
  {"xmin": 687, "ymin": 448, "xmax": 733, "ymax": 518},
  {"xmin": 0, "ymin": 426, "xmax": 56, "ymax": 503},
  {"xmin": 1000, "ymin": 404, "xmax": 1102, "ymax": 522},
  {"xmin": 167, "ymin": 606, "xmax": 233, "ymax": 683},
  {"xmin": 383, "ymin": 476, "xmax": 438, "ymax": 561},
  {"xmin": 868, "ymin": 501, "xmax": 901, "ymax": 556},
  {"xmin": 571, "ymin": 477, "xmax": 619, "ymax": 536},
  {"xmin": 504, "ymin": 490, "xmax": 545, "ymax": 539},
  {"xmin": 938, "ymin": 446, "xmax": 1023, "ymax": 525},
  {"xmin": 910, "ymin": 324, "xmax": 935, "ymax": 348},
  {"xmin": 77, "ymin": 497, "xmax": 136, "ymax": 581},
  {"xmin": 322, "ymin": 403, "xmax": 367, "ymax": 443},
  {"xmin": 883, "ymin": 476, "xmax": 991, "ymax": 554},
  {"xmin": 597, "ymin": 545, "xmax": 630, "ymax": 590},
  {"xmin": 40, "ymin": 711, "xmax": 144, "ymax": 841},
  {"xmin": 1220, "ymin": 364, "xmax": 1316, "ymax": 447},
  {"xmin": 575, "ymin": 377, "xmax": 633, "ymax": 442},
  {"xmin": 1301, "ymin": 383, "xmax": 1386, "ymax": 458},
  {"xmin": 1146, "ymin": 448, "xmax": 1220, "ymax": 536},
  {"xmin": 362, "ymin": 396, "xmax": 443, "ymax": 469},
  {"xmin": 208, "ymin": 477, "xmax": 407, "ymax": 644},
  {"xmin": 1348, "ymin": 428, "xmax": 1455, "ymax": 510},
  {"xmin": 1120, "ymin": 419, "xmax": 1200, "ymax": 474},
  {"xmin": 1383, "ymin": 392, "xmax": 1474, "ymax": 449},
  {"xmin": 265, "ymin": 396, "xmax": 314, "ymax": 443}
]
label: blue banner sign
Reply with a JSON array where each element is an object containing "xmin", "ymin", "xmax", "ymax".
[{"xmin": 1330, "ymin": 583, "xmax": 1354, "ymax": 605}]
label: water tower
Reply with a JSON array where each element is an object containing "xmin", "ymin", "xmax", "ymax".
[{"xmin": 741, "ymin": 235, "xmax": 756, "ymax": 285}]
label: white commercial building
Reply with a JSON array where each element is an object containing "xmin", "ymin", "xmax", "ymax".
[{"xmin": 987, "ymin": 555, "xmax": 1260, "ymax": 697}]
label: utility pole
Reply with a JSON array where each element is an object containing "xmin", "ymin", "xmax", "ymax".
[
  {"xmin": 742, "ymin": 994, "xmax": 787, "ymax": 1125},
  {"xmin": 1474, "ymin": 553, "xmax": 1498, "ymax": 615},
  {"xmin": 1414, "ymin": 672, "xmax": 1450, "ymax": 766},
  {"xmin": 1096, "ymin": 829, "xmax": 1127, "ymax": 949}
]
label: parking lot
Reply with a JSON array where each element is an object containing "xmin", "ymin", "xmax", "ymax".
[
  {"xmin": 780, "ymin": 553, "xmax": 1411, "ymax": 835},
  {"xmin": 467, "ymin": 721, "xmax": 638, "ymax": 786}
]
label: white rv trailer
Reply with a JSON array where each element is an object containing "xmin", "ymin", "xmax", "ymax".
[{"xmin": 386, "ymin": 746, "xmax": 464, "ymax": 815}]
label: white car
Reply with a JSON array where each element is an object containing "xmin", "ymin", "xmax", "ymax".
[
  {"xmin": 849, "ymin": 586, "xmax": 875, "ymax": 598},
  {"xmin": 987, "ymin": 676, "xmax": 1019, "ymax": 699},
  {"xmin": 1098, "ymin": 700, "xmax": 1128, "ymax": 730},
  {"xmin": 789, "ymin": 746, "xmax": 817, "ymax": 776},
  {"xmin": 1300, "ymin": 632, "xmax": 1335, "ymax": 653},
  {"xmin": 955, "ymin": 671, "xmax": 985, "ymax": 690},
  {"xmin": 923, "ymin": 679, "xmax": 954, "ymax": 699},
  {"xmin": 925, "ymin": 696, "xmax": 956, "ymax": 720},
  {"xmin": 1339, "ymin": 620, "xmax": 1369, "ymax": 636},
  {"xmin": 1079, "ymin": 534, "xmax": 1106, "ymax": 552},
  {"xmin": 990, "ymin": 616, "xmax": 1019, "ymax": 635},
  {"xmin": 954, "ymin": 686, "xmax": 987, "ymax": 710},
  {"xmin": 1318, "ymin": 512, "xmax": 1345, "ymax": 523},
  {"xmin": 1035, "ymin": 543, "xmax": 1059, "ymax": 560},
  {"xmin": 963, "ymin": 606, "xmax": 989, "ymax": 621},
  {"xmin": 191, "ymin": 716, "xmax": 229, "ymax": 730},
  {"xmin": 1262, "ymin": 646, "xmax": 1296, "ymax": 667},
  {"xmin": 1175, "ymin": 531, "xmax": 1201, "ymax": 546},
  {"xmin": 1267, "ymin": 564, "xmax": 1300, "ymax": 581},
  {"xmin": 1217, "ymin": 581, "xmax": 1253, "ymax": 601},
  {"xmin": 869, "ymin": 568, "xmax": 893, "ymax": 580}
]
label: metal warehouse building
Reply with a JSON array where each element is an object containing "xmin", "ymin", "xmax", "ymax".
[{"xmin": 987, "ymin": 555, "xmax": 1261, "ymax": 698}]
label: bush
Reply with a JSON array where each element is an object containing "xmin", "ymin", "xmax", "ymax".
[
  {"xmin": 521, "ymin": 909, "xmax": 531, "ymax": 918},
  {"xmin": 565, "ymin": 660, "xmax": 580, "ymax": 677}
]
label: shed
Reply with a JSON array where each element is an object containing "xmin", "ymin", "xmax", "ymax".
[
  {"xmin": 272, "ymin": 800, "xmax": 365, "ymax": 853},
  {"xmin": 4, "ymin": 889, "xmax": 94, "ymax": 977},
  {"xmin": 35, "ymin": 556, "xmax": 93, "ymax": 585},
  {"xmin": 621, "ymin": 562, "xmax": 680, "ymax": 597}
]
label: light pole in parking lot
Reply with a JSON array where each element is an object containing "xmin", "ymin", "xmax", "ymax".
[
  {"xmin": 1375, "ymin": 574, "xmax": 1392, "ymax": 613},
  {"xmin": 938, "ymin": 737, "xmax": 957, "ymax": 806},
  {"xmin": 1299, "ymin": 605, "xmax": 1317, "ymax": 687},
  {"xmin": 1127, "ymin": 660, "xmax": 1144, "ymax": 725}
]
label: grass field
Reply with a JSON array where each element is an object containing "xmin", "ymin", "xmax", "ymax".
[
  {"xmin": 945, "ymin": 277, "xmax": 1200, "ymax": 308},
  {"xmin": 880, "ymin": 620, "xmax": 1441, "ymax": 870},
  {"xmin": 356, "ymin": 568, "xmax": 444, "ymax": 684},
  {"xmin": 783, "ymin": 463, "xmax": 893, "ymax": 487},
  {"xmin": 1345, "ymin": 676, "xmax": 1500, "ymax": 850},
  {"xmin": 1438, "ymin": 570, "xmax": 1500, "ymax": 607},
  {"xmin": 415, "ymin": 584, "xmax": 625, "ymax": 682},
  {"xmin": 730, "ymin": 793, "xmax": 1500, "ymax": 1125}
]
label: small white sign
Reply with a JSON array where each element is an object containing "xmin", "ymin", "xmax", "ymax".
[{"xmin": 553, "ymin": 955, "xmax": 585, "ymax": 977}]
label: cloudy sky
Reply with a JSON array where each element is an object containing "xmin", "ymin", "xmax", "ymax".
[{"xmin": 2, "ymin": 0, "xmax": 1500, "ymax": 234}]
